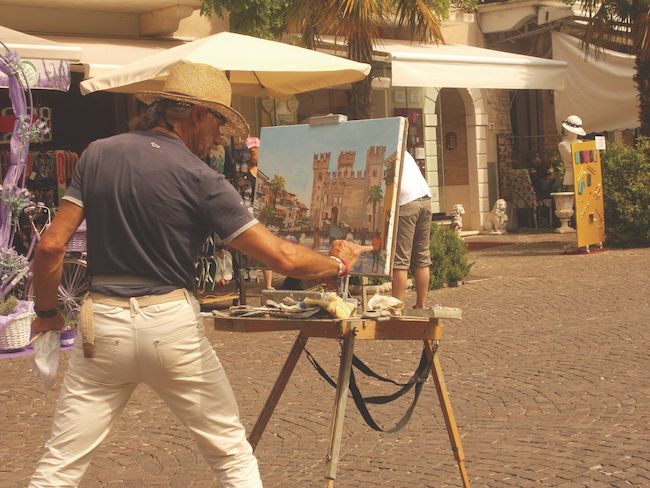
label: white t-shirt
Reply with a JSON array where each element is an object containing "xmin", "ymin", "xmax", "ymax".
[{"xmin": 399, "ymin": 151, "xmax": 431, "ymax": 206}]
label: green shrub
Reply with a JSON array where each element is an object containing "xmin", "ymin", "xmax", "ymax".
[
  {"xmin": 601, "ymin": 137, "xmax": 650, "ymax": 247},
  {"xmin": 348, "ymin": 276, "xmax": 389, "ymax": 286},
  {"xmin": 428, "ymin": 224, "xmax": 474, "ymax": 289}
]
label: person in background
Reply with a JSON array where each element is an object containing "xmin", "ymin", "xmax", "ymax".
[
  {"xmin": 244, "ymin": 136, "xmax": 274, "ymax": 289},
  {"xmin": 392, "ymin": 150, "xmax": 432, "ymax": 309},
  {"xmin": 29, "ymin": 63, "xmax": 371, "ymax": 488},
  {"xmin": 371, "ymin": 232, "xmax": 381, "ymax": 272}
]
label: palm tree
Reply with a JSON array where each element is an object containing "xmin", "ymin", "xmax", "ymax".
[
  {"xmin": 367, "ymin": 184, "xmax": 383, "ymax": 232},
  {"xmin": 270, "ymin": 174, "xmax": 286, "ymax": 208},
  {"xmin": 200, "ymin": 0, "xmax": 287, "ymax": 39},
  {"xmin": 284, "ymin": 0, "xmax": 457, "ymax": 119},
  {"xmin": 580, "ymin": 0, "xmax": 650, "ymax": 135},
  {"xmin": 259, "ymin": 204, "xmax": 277, "ymax": 226}
]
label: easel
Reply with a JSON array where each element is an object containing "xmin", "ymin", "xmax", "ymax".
[{"xmin": 205, "ymin": 311, "xmax": 470, "ymax": 487}]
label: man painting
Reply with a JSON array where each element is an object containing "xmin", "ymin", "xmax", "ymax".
[{"xmin": 29, "ymin": 63, "xmax": 371, "ymax": 488}]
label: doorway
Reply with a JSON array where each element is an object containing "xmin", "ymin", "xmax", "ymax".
[{"xmin": 440, "ymin": 88, "xmax": 470, "ymax": 217}]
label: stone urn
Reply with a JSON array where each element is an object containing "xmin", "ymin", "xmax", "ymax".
[{"xmin": 551, "ymin": 192, "xmax": 576, "ymax": 233}]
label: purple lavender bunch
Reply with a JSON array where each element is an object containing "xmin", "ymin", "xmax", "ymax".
[
  {"xmin": 3, "ymin": 50, "xmax": 22, "ymax": 76},
  {"xmin": 16, "ymin": 115, "xmax": 50, "ymax": 142},
  {"xmin": 0, "ymin": 185, "xmax": 33, "ymax": 224},
  {"xmin": 0, "ymin": 245, "xmax": 29, "ymax": 283}
]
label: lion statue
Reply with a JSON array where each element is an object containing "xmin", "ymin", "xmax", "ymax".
[
  {"xmin": 483, "ymin": 199, "xmax": 508, "ymax": 234},
  {"xmin": 449, "ymin": 204, "xmax": 465, "ymax": 236}
]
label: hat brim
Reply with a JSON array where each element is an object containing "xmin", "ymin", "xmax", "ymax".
[
  {"xmin": 562, "ymin": 123, "xmax": 586, "ymax": 136},
  {"xmin": 136, "ymin": 91, "xmax": 249, "ymax": 137}
]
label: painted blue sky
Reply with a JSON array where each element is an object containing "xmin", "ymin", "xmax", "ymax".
[{"xmin": 258, "ymin": 117, "xmax": 405, "ymax": 206}]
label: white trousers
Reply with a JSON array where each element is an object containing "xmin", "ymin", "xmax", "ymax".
[{"xmin": 30, "ymin": 291, "xmax": 262, "ymax": 488}]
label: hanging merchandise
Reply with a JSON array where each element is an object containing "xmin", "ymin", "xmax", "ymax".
[
  {"xmin": 55, "ymin": 151, "xmax": 66, "ymax": 204},
  {"xmin": 31, "ymin": 150, "xmax": 53, "ymax": 181},
  {"xmin": 25, "ymin": 150, "xmax": 79, "ymax": 207}
]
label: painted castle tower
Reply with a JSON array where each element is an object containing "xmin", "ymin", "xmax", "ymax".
[{"xmin": 310, "ymin": 145, "xmax": 386, "ymax": 233}]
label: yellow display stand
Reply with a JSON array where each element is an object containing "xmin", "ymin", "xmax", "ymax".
[{"xmin": 571, "ymin": 140, "xmax": 606, "ymax": 249}]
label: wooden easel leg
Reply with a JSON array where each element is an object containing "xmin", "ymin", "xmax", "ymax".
[
  {"xmin": 324, "ymin": 329, "xmax": 356, "ymax": 487},
  {"xmin": 238, "ymin": 273, "xmax": 247, "ymax": 305},
  {"xmin": 248, "ymin": 335, "xmax": 307, "ymax": 450},
  {"xmin": 425, "ymin": 340, "xmax": 471, "ymax": 488},
  {"xmin": 361, "ymin": 276, "xmax": 369, "ymax": 312}
]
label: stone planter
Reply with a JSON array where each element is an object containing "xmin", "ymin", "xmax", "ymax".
[{"xmin": 551, "ymin": 192, "xmax": 576, "ymax": 234}]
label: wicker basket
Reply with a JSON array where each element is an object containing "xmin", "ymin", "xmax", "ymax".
[
  {"xmin": 66, "ymin": 230, "xmax": 86, "ymax": 252},
  {"xmin": 67, "ymin": 220, "xmax": 87, "ymax": 253},
  {"xmin": 0, "ymin": 311, "xmax": 35, "ymax": 350}
]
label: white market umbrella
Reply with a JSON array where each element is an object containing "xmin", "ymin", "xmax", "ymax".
[{"xmin": 79, "ymin": 31, "xmax": 371, "ymax": 99}]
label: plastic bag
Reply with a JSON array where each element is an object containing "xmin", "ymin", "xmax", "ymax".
[{"xmin": 28, "ymin": 330, "xmax": 61, "ymax": 390}]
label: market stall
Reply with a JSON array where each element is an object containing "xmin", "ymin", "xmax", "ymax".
[{"xmin": 0, "ymin": 33, "xmax": 87, "ymax": 356}]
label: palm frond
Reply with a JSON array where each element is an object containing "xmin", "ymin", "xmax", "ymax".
[
  {"xmin": 393, "ymin": 0, "xmax": 446, "ymax": 44},
  {"xmin": 633, "ymin": 9, "xmax": 650, "ymax": 61}
]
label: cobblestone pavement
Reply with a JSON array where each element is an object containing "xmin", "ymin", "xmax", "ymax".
[{"xmin": 2, "ymin": 233, "xmax": 649, "ymax": 487}]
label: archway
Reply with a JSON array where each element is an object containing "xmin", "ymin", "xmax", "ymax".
[{"xmin": 440, "ymin": 88, "xmax": 471, "ymax": 218}]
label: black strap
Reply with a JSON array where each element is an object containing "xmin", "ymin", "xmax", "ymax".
[
  {"xmin": 305, "ymin": 348, "xmax": 338, "ymax": 389},
  {"xmin": 359, "ymin": 349, "xmax": 432, "ymax": 405},
  {"xmin": 304, "ymin": 346, "xmax": 435, "ymax": 433}
]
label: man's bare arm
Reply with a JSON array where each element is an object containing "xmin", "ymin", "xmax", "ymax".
[
  {"xmin": 229, "ymin": 223, "xmax": 373, "ymax": 279},
  {"xmin": 31, "ymin": 200, "xmax": 85, "ymax": 333}
]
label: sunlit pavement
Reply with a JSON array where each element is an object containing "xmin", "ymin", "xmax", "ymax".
[{"xmin": 2, "ymin": 232, "xmax": 649, "ymax": 487}]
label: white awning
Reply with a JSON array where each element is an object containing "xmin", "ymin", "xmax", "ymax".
[
  {"xmin": 1, "ymin": 25, "xmax": 82, "ymax": 61},
  {"xmin": 551, "ymin": 32, "xmax": 638, "ymax": 133},
  {"xmin": 376, "ymin": 39, "xmax": 567, "ymax": 90},
  {"xmin": 40, "ymin": 35, "xmax": 186, "ymax": 79}
]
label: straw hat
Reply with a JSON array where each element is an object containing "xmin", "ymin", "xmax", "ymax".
[
  {"xmin": 136, "ymin": 62, "xmax": 249, "ymax": 137},
  {"xmin": 562, "ymin": 115, "xmax": 586, "ymax": 136}
]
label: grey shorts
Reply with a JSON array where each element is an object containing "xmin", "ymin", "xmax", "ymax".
[{"xmin": 393, "ymin": 198, "xmax": 432, "ymax": 270}]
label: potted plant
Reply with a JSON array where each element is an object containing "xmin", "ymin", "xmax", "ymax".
[
  {"xmin": 60, "ymin": 308, "xmax": 78, "ymax": 348},
  {"xmin": 548, "ymin": 153, "xmax": 577, "ymax": 233}
]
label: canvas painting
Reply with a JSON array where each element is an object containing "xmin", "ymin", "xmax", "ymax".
[{"xmin": 255, "ymin": 116, "xmax": 407, "ymax": 277}]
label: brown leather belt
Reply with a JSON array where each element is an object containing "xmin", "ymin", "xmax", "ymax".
[{"xmin": 80, "ymin": 289, "xmax": 187, "ymax": 358}]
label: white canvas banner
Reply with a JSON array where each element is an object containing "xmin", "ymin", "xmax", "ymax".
[{"xmin": 552, "ymin": 32, "xmax": 638, "ymax": 134}]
